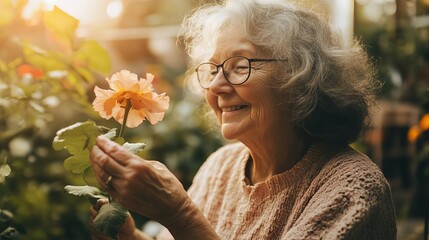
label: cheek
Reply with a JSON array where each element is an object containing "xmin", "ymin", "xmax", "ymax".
[
  {"xmin": 248, "ymin": 89, "xmax": 279, "ymax": 122},
  {"xmin": 205, "ymin": 91, "xmax": 221, "ymax": 116},
  {"xmin": 205, "ymin": 91, "xmax": 215, "ymax": 109}
]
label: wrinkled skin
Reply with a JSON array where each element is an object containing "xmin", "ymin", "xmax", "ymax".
[{"xmin": 89, "ymin": 136, "xmax": 192, "ymax": 239}]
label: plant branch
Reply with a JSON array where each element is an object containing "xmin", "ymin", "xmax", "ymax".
[{"xmin": 118, "ymin": 99, "xmax": 132, "ymax": 138}]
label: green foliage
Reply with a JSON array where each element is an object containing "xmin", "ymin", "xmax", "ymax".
[
  {"xmin": 0, "ymin": 164, "xmax": 11, "ymax": 183},
  {"xmin": 42, "ymin": 6, "xmax": 78, "ymax": 48},
  {"xmin": 0, "ymin": 209, "xmax": 20, "ymax": 239},
  {"xmin": 0, "ymin": 0, "xmax": 112, "ymax": 145},
  {"xmin": 52, "ymin": 120, "xmax": 146, "ymax": 187},
  {"xmin": 0, "ymin": 1, "xmax": 112, "ymax": 239},
  {"xmin": 53, "ymin": 121, "xmax": 100, "ymax": 184},
  {"xmin": 53, "ymin": 121, "xmax": 106, "ymax": 187},
  {"xmin": 354, "ymin": 2, "xmax": 429, "ymax": 103},
  {"xmin": 0, "ymin": 1, "xmax": 224, "ymax": 239},
  {"xmin": 64, "ymin": 185, "xmax": 106, "ymax": 200},
  {"xmin": 1, "ymin": 227, "xmax": 20, "ymax": 239},
  {"xmin": 53, "ymin": 120, "xmax": 147, "ymax": 238}
]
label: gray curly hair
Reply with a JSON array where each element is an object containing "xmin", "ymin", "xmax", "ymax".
[{"xmin": 179, "ymin": 0, "xmax": 378, "ymax": 144}]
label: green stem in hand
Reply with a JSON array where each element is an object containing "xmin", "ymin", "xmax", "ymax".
[{"xmin": 118, "ymin": 99, "xmax": 132, "ymax": 138}]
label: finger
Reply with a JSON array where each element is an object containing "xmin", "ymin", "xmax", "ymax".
[
  {"xmin": 90, "ymin": 158, "xmax": 111, "ymax": 187},
  {"xmin": 107, "ymin": 186, "xmax": 119, "ymax": 200},
  {"xmin": 89, "ymin": 207, "xmax": 97, "ymax": 219},
  {"xmin": 91, "ymin": 162, "xmax": 110, "ymax": 188},
  {"xmin": 96, "ymin": 136, "xmax": 137, "ymax": 165},
  {"xmin": 91, "ymin": 145, "xmax": 124, "ymax": 178},
  {"xmin": 147, "ymin": 160, "xmax": 167, "ymax": 170},
  {"xmin": 95, "ymin": 198, "xmax": 109, "ymax": 210}
]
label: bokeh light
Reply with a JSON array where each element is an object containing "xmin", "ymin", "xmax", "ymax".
[{"xmin": 106, "ymin": 0, "xmax": 123, "ymax": 19}]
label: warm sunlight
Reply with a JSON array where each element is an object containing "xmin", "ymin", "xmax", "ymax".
[
  {"xmin": 106, "ymin": 0, "xmax": 124, "ymax": 19},
  {"xmin": 54, "ymin": 0, "xmax": 113, "ymax": 26}
]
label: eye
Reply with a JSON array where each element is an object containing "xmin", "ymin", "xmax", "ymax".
[
  {"xmin": 209, "ymin": 69, "xmax": 218, "ymax": 76},
  {"xmin": 236, "ymin": 65, "xmax": 248, "ymax": 69},
  {"xmin": 233, "ymin": 65, "xmax": 249, "ymax": 73}
]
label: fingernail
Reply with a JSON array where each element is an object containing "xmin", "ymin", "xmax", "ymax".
[{"xmin": 96, "ymin": 135, "xmax": 107, "ymax": 142}]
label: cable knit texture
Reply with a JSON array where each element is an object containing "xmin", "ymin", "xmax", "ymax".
[{"xmin": 159, "ymin": 142, "xmax": 397, "ymax": 239}]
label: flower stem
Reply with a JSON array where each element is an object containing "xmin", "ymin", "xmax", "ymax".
[{"xmin": 118, "ymin": 99, "xmax": 132, "ymax": 138}]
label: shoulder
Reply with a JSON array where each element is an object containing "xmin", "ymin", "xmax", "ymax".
[
  {"xmin": 321, "ymin": 146, "xmax": 389, "ymax": 190},
  {"xmin": 312, "ymin": 145, "xmax": 394, "ymax": 215},
  {"xmin": 297, "ymin": 145, "xmax": 396, "ymax": 239}
]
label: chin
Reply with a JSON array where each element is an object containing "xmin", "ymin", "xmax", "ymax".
[{"xmin": 221, "ymin": 124, "xmax": 243, "ymax": 140}]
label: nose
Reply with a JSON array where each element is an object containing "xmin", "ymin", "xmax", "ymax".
[{"xmin": 208, "ymin": 69, "xmax": 233, "ymax": 94}]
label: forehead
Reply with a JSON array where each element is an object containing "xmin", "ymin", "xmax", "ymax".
[{"xmin": 210, "ymin": 26, "xmax": 259, "ymax": 61}]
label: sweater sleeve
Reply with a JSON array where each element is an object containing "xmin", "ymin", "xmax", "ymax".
[
  {"xmin": 283, "ymin": 155, "xmax": 397, "ymax": 240},
  {"xmin": 156, "ymin": 144, "xmax": 234, "ymax": 240}
]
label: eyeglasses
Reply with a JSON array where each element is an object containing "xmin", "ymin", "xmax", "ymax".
[{"xmin": 195, "ymin": 56, "xmax": 288, "ymax": 89}]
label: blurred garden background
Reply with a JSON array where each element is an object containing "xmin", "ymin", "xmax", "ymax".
[{"xmin": 0, "ymin": 0, "xmax": 429, "ymax": 239}]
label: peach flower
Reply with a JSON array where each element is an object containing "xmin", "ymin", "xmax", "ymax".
[
  {"xmin": 17, "ymin": 64, "xmax": 44, "ymax": 80},
  {"xmin": 93, "ymin": 70, "xmax": 169, "ymax": 128}
]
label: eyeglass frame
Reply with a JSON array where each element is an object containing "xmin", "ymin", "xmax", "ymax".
[{"xmin": 194, "ymin": 56, "xmax": 288, "ymax": 89}]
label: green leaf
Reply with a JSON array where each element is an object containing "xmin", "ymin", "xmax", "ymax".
[
  {"xmin": 66, "ymin": 71, "xmax": 87, "ymax": 96},
  {"xmin": 53, "ymin": 121, "xmax": 101, "ymax": 155},
  {"xmin": 0, "ymin": 209, "xmax": 13, "ymax": 234},
  {"xmin": 21, "ymin": 43, "xmax": 66, "ymax": 72},
  {"xmin": 83, "ymin": 167, "xmax": 102, "ymax": 189},
  {"xmin": 0, "ymin": 226, "xmax": 19, "ymax": 239},
  {"xmin": 0, "ymin": 209, "xmax": 13, "ymax": 221},
  {"xmin": 64, "ymin": 185, "xmax": 106, "ymax": 199},
  {"xmin": 102, "ymin": 128, "xmax": 117, "ymax": 140},
  {"xmin": 74, "ymin": 66, "xmax": 94, "ymax": 83},
  {"xmin": 122, "ymin": 142, "xmax": 146, "ymax": 154},
  {"xmin": 53, "ymin": 121, "xmax": 115, "ymax": 175},
  {"xmin": 63, "ymin": 152, "xmax": 91, "ymax": 174},
  {"xmin": 0, "ymin": 164, "xmax": 11, "ymax": 183},
  {"xmin": 74, "ymin": 40, "xmax": 111, "ymax": 75},
  {"xmin": 93, "ymin": 202, "xmax": 128, "ymax": 239},
  {"xmin": 114, "ymin": 137, "xmax": 125, "ymax": 145},
  {"xmin": 43, "ymin": 6, "xmax": 78, "ymax": 47}
]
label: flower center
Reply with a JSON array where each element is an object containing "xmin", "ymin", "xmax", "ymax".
[{"xmin": 116, "ymin": 91, "xmax": 147, "ymax": 110}]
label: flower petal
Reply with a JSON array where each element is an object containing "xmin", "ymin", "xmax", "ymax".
[
  {"xmin": 141, "ymin": 108, "xmax": 165, "ymax": 124},
  {"xmin": 112, "ymin": 107, "xmax": 125, "ymax": 124},
  {"xmin": 107, "ymin": 70, "xmax": 139, "ymax": 92},
  {"xmin": 125, "ymin": 109, "xmax": 146, "ymax": 128},
  {"xmin": 93, "ymin": 70, "xmax": 170, "ymax": 128},
  {"xmin": 141, "ymin": 93, "xmax": 170, "ymax": 112},
  {"xmin": 136, "ymin": 73, "xmax": 155, "ymax": 93},
  {"xmin": 93, "ymin": 87, "xmax": 117, "ymax": 119}
]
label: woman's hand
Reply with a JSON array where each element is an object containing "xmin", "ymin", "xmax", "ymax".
[
  {"xmin": 89, "ymin": 198, "xmax": 138, "ymax": 240},
  {"xmin": 90, "ymin": 136, "xmax": 219, "ymax": 239},
  {"xmin": 89, "ymin": 136, "xmax": 190, "ymax": 226}
]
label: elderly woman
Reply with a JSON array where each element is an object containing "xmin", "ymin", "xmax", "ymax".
[{"xmin": 89, "ymin": 0, "xmax": 397, "ymax": 239}]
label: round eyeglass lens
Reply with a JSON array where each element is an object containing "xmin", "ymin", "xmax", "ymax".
[
  {"xmin": 197, "ymin": 63, "xmax": 217, "ymax": 88},
  {"xmin": 223, "ymin": 57, "xmax": 251, "ymax": 85}
]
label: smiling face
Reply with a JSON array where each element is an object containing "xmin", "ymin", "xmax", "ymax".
[{"xmin": 204, "ymin": 26, "xmax": 288, "ymax": 143}]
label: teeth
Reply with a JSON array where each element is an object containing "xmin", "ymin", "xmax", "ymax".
[{"xmin": 222, "ymin": 105, "xmax": 247, "ymax": 112}]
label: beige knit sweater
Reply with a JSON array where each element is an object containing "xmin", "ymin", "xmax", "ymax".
[{"xmin": 160, "ymin": 142, "xmax": 397, "ymax": 239}]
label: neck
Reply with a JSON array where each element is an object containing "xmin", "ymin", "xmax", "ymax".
[{"xmin": 243, "ymin": 127, "xmax": 312, "ymax": 185}]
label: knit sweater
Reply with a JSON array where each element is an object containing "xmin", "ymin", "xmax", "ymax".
[{"xmin": 159, "ymin": 142, "xmax": 397, "ymax": 240}]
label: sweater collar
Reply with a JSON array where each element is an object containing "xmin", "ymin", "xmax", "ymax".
[{"xmin": 240, "ymin": 142, "xmax": 331, "ymax": 196}]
